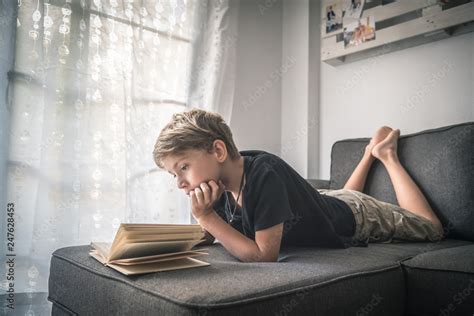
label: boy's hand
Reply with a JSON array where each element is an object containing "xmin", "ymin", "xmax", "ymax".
[{"xmin": 190, "ymin": 179, "xmax": 226, "ymax": 222}]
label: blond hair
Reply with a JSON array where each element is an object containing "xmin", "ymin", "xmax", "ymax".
[{"xmin": 153, "ymin": 108, "xmax": 240, "ymax": 169}]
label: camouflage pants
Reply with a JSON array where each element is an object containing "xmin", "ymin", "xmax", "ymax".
[{"xmin": 318, "ymin": 188, "xmax": 444, "ymax": 244}]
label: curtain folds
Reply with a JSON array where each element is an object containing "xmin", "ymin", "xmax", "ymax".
[
  {"xmin": 188, "ymin": 0, "xmax": 239, "ymax": 124},
  {"xmin": 1, "ymin": 0, "xmax": 239, "ymax": 295}
]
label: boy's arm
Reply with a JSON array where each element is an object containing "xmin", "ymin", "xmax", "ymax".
[
  {"xmin": 197, "ymin": 210, "xmax": 283, "ymax": 262},
  {"xmin": 199, "ymin": 229, "xmax": 215, "ymax": 246}
]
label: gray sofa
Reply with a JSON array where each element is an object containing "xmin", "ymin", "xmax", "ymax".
[{"xmin": 48, "ymin": 121, "xmax": 474, "ymax": 315}]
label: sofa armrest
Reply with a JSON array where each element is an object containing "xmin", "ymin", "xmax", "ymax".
[{"xmin": 306, "ymin": 179, "xmax": 331, "ymax": 190}]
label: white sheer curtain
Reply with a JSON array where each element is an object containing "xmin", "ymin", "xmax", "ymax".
[
  {"xmin": 189, "ymin": 0, "xmax": 239, "ymax": 124},
  {"xmin": 1, "ymin": 0, "xmax": 239, "ymax": 296}
]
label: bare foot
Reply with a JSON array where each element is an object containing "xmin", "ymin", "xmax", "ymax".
[
  {"xmin": 365, "ymin": 126, "xmax": 393, "ymax": 158},
  {"xmin": 372, "ymin": 129, "xmax": 400, "ymax": 162}
]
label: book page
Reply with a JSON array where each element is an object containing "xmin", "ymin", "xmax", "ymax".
[
  {"xmin": 122, "ymin": 223, "xmax": 203, "ymax": 231},
  {"xmin": 99, "ymin": 223, "xmax": 206, "ymax": 260},
  {"xmin": 112, "ymin": 233, "xmax": 205, "ymax": 252},
  {"xmin": 109, "ymin": 249, "xmax": 209, "ymax": 264},
  {"xmin": 121, "ymin": 232, "xmax": 205, "ymax": 243},
  {"xmin": 89, "ymin": 250, "xmax": 107, "ymax": 265},
  {"xmin": 109, "ymin": 239, "xmax": 205, "ymax": 260},
  {"xmin": 123, "ymin": 228, "xmax": 204, "ymax": 236},
  {"xmin": 90, "ymin": 241, "xmax": 112, "ymax": 258},
  {"xmin": 110, "ymin": 251, "xmax": 208, "ymax": 265},
  {"xmin": 106, "ymin": 257, "xmax": 210, "ymax": 275},
  {"xmin": 111, "ymin": 224, "xmax": 205, "ymax": 251}
]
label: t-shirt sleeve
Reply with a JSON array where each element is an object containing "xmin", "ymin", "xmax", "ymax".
[{"xmin": 251, "ymin": 168, "xmax": 294, "ymax": 232}]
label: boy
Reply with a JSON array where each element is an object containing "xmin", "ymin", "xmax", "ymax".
[{"xmin": 153, "ymin": 109, "xmax": 444, "ymax": 262}]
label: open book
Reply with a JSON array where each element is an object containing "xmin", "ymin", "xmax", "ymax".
[{"xmin": 89, "ymin": 223, "xmax": 210, "ymax": 275}]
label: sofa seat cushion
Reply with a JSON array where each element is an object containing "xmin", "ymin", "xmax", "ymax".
[
  {"xmin": 401, "ymin": 243, "xmax": 474, "ymax": 316},
  {"xmin": 48, "ymin": 239, "xmax": 470, "ymax": 315}
]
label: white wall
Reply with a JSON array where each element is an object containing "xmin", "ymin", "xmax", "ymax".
[
  {"xmin": 232, "ymin": 0, "xmax": 321, "ymax": 179},
  {"xmin": 230, "ymin": 0, "xmax": 474, "ymax": 182},
  {"xmin": 230, "ymin": 0, "xmax": 283, "ymax": 156},
  {"xmin": 319, "ymin": 32, "xmax": 474, "ymax": 179},
  {"xmin": 281, "ymin": 0, "xmax": 309, "ymax": 177}
]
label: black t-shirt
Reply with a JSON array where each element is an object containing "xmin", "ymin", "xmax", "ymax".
[{"xmin": 212, "ymin": 150, "xmax": 357, "ymax": 249}]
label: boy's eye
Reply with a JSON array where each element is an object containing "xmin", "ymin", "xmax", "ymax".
[{"xmin": 170, "ymin": 165, "xmax": 187, "ymax": 178}]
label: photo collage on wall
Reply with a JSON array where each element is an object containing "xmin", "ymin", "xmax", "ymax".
[{"xmin": 324, "ymin": 0, "xmax": 377, "ymax": 49}]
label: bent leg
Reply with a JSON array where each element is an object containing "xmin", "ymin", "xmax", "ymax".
[
  {"xmin": 343, "ymin": 126, "xmax": 392, "ymax": 192},
  {"xmin": 372, "ymin": 129, "xmax": 443, "ymax": 234},
  {"xmin": 342, "ymin": 150, "xmax": 374, "ymax": 192}
]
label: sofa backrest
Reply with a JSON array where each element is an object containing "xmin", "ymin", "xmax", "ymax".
[{"xmin": 329, "ymin": 122, "xmax": 473, "ymax": 241}]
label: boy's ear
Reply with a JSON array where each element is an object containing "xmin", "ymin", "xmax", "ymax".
[{"xmin": 212, "ymin": 139, "xmax": 228, "ymax": 163}]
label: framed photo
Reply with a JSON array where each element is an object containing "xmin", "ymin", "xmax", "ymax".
[
  {"xmin": 324, "ymin": 1, "xmax": 343, "ymax": 35},
  {"xmin": 343, "ymin": 0, "xmax": 365, "ymax": 19},
  {"xmin": 343, "ymin": 16, "xmax": 376, "ymax": 48}
]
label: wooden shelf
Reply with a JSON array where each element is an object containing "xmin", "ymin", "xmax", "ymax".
[{"xmin": 321, "ymin": 0, "xmax": 474, "ymax": 66}]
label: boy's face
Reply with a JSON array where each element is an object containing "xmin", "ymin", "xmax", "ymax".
[{"xmin": 162, "ymin": 149, "xmax": 222, "ymax": 196}]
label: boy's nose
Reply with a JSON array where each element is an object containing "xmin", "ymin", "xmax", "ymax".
[{"xmin": 177, "ymin": 179, "xmax": 187, "ymax": 190}]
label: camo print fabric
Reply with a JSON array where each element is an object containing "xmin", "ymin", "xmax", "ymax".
[{"xmin": 317, "ymin": 188, "xmax": 444, "ymax": 246}]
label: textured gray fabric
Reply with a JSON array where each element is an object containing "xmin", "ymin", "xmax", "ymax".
[
  {"xmin": 48, "ymin": 239, "xmax": 471, "ymax": 315},
  {"xmin": 329, "ymin": 122, "xmax": 474, "ymax": 241},
  {"xmin": 401, "ymin": 244, "xmax": 474, "ymax": 316},
  {"xmin": 306, "ymin": 179, "xmax": 330, "ymax": 190},
  {"xmin": 402, "ymin": 244, "xmax": 474, "ymax": 273},
  {"xmin": 51, "ymin": 302, "xmax": 75, "ymax": 315}
]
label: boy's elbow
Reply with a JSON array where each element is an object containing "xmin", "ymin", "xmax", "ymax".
[
  {"xmin": 242, "ymin": 249, "xmax": 278, "ymax": 263},
  {"xmin": 200, "ymin": 230, "xmax": 215, "ymax": 246}
]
